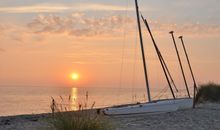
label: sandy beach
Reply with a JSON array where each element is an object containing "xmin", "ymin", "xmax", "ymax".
[{"xmin": 0, "ymin": 103, "xmax": 220, "ymax": 130}]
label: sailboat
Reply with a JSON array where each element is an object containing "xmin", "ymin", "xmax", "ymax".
[{"xmin": 103, "ymin": 0, "xmax": 193, "ymax": 115}]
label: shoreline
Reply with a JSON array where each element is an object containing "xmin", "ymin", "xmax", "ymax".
[{"xmin": 1, "ymin": 103, "xmax": 220, "ymax": 130}]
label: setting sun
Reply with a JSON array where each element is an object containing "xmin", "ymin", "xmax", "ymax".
[{"xmin": 71, "ymin": 73, "xmax": 79, "ymax": 81}]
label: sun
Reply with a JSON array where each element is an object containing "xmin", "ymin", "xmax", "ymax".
[{"xmin": 71, "ymin": 73, "xmax": 79, "ymax": 81}]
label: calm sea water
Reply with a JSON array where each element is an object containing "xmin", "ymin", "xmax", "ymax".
[{"xmin": 0, "ymin": 86, "xmax": 186, "ymax": 116}]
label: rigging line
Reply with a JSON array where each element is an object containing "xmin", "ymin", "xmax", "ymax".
[
  {"xmin": 152, "ymin": 86, "xmax": 168, "ymax": 100},
  {"xmin": 159, "ymin": 49, "xmax": 179, "ymax": 92},
  {"xmin": 131, "ymin": 17, "xmax": 139, "ymax": 103},
  {"xmin": 141, "ymin": 15, "xmax": 176, "ymax": 99},
  {"xmin": 117, "ymin": 0, "xmax": 129, "ymax": 103},
  {"xmin": 158, "ymin": 87, "xmax": 169, "ymax": 99}
]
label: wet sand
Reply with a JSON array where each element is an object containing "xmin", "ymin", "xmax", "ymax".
[{"xmin": 0, "ymin": 103, "xmax": 220, "ymax": 130}]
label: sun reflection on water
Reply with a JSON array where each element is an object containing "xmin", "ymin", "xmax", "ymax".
[{"xmin": 71, "ymin": 87, "xmax": 78, "ymax": 111}]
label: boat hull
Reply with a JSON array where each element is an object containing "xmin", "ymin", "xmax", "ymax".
[{"xmin": 103, "ymin": 98, "xmax": 193, "ymax": 115}]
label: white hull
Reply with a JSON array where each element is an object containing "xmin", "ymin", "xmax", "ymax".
[{"xmin": 103, "ymin": 98, "xmax": 193, "ymax": 115}]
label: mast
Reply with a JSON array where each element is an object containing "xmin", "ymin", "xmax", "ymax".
[
  {"xmin": 160, "ymin": 54, "xmax": 179, "ymax": 92},
  {"xmin": 141, "ymin": 16, "xmax": 176, "ymax": 99},
  {"xmin": 135, "ymin": 0, "xmax": 151, "ymax": 102},
  {"xmin": 169, "ymin": 31, "xmax": 191, "ymax": 98},
  {"xmin": 178, "ymin": 36, "xmax": 198, "ymax": 91},
  {"xmin": 179, "ymin": 36, "xmax": 198, "ymax": 108}
]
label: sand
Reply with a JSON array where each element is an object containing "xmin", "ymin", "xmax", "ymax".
[{"xmin": 0, "ymin": 103, "xmax": 220, "ymax": 130}]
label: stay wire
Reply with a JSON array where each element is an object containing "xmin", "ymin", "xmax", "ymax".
[
  {"xmin": 131, "ymin": 18, "xmax": 139, "ymax": 103},
  {"xmin": 117, "ymin": 0, "xmax": 129, "ymax": 104}
]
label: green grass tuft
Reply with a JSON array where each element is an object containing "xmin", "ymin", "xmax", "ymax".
[{"xmin": 195, "ymin": 82, "xmax": 220, "ymax": 103}]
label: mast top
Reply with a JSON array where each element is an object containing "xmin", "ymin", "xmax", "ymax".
[
  {"xmin": 169, "ymin": 31, "xmax": 174, "ymax": 34},
  {"xmin": 179, "ymin": 36, "xmax": 183, "ymax": 39}
]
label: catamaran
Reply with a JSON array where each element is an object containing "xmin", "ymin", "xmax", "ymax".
[{"xmin": 103, "ymin": 0, "xmax": 194, "ymax": 115}]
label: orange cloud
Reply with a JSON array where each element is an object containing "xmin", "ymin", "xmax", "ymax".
[
  {"xmin": 0, "ymin": 24, "xmax": 6, "ymax": 32},
  {"xmin": 27, "ymin": 13, "xmax": 220, "ymax": 38},
  {"xmin": 1, "ymin": 13, "xmax": 220, "ymax": 46},
  {"xmin": 146, "ymin": 20, "xmax": 220, "ymax": 36},
  {"xmin": 0, "ymin": 48, "xmax": 5, "ymax": 52},
  {"xmin": 27, "ymin": 13, "xmax": 135, "ymax": 37}
]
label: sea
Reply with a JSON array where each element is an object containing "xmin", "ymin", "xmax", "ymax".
[{"xmin": 0, "ymin": 86, "xmax": 186, "ymax": 116}]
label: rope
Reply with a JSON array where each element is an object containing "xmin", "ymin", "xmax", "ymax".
[
  {"xmin": 131, "ymin": 17, "xmax": 139, "ymax": 103},
  {"xmin": 152, "ymin": 86, "xmax": 169, "ymax": 100},
  {"xmin": 117, "ymin": 0, "xmax": 129, "ymax": 104}
]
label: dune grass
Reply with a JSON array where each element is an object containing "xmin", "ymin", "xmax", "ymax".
[
  {"xmin": 195, "ymin": 82, "xmax": 220, "ymax": 103},
  {"xmin": 48, "ymin": 97, "xmax": 114, "ymax": 130}
]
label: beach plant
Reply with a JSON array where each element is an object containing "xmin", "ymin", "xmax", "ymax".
[
  {"xmin": 48, "ymin": 96, "xmax": 114, "ymax": 130},
  {"xmin": 195, "ymin": 82, "xmax": 220, "ymax": 103}
]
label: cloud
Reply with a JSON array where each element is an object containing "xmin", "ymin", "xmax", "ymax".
[
  {"xmin": 65, "ymin": 49, "xmax": 124, "ymax": 65},
  {"xmin": 178, "ymin": 23, "xmax": 220, "ymax": 36},
  {"xmin": 0, "ymin": 24, "xmax": 7, "ymax": 33},
  {"xmin": 147, "ymin": 20, "xmax": 220, "ymax": 36},
  {"xmin": 0, "ymin": 5, "xmax": 68, "ymax": 13},
  {"xmin": 1, "ymin": 13, "xmax": 220, "ymax": 45},
  {"xmin": 0, "ymin": 48, "xmax": 5, "ymax": 52},
  {"xmin": 27, "ymin": 13, "xmax": 135, "ymax": 37},
  {"xmin": 0, "ymin": 24, "xmax": 25, "ymax": 42},
  {"xmin": 78, "ymin": 3, "xmax": 134, "ymax": 11},
  {"xmin": 0, "ymin": 3, "xmax": 133, "ymax": 13},
  {"xmin": 0, "ymin": 23, "xmax": 45, "ymax": 44},
  {"xmin": 27, "ymin": 13, "xmax": 220, "ymax": 37}
]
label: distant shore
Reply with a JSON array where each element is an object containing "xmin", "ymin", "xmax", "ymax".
[{"xmin": 1, "ymin": 103, "xmax": 220, "ymax": 130}]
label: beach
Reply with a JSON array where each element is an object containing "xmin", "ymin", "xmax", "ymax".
[{"xmin": 0, "ymin": 103, "xmax": 220, "ymax": 130}]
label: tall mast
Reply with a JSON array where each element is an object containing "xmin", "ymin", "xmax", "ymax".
[
  {"xmin": 179, "ymin": 36, "xmax": 198, "ymax": 108},
  {"xmin": 141, "ymin": 16, "xmax": 176, "ymax": 99},
  {"xmin": 178, "ymin": 36, "xmax": 198, "ymax": 91},
  {"xmin": 169, "ymin": 31, "xmax": 191, "ymax": 98},
  {"xmin": 135, "ymin": 0, "xmax": 151, "ymax": 102}
]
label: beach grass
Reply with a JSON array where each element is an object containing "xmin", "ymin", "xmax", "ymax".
[
  {"xmin": 48, "ymin": 97, "xmax": 114, "ymax": 130},
  {"xmin": 195, "ymin": 82, "xmax": 220, "ymax": 103}
]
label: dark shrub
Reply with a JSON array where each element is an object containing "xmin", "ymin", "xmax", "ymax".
[{"xmin": 195, "ymin": 83, "xmax": 220, "ymax": 103}]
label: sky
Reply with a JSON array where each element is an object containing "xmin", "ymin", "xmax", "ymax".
[{"xmin": 0, "ymin": 0, "xmax": 220, "ymax": 89}]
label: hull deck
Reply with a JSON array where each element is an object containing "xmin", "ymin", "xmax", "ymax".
[{"xmin": 103, "ymin": 98, "xmax": 193, "ymax": 115}]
